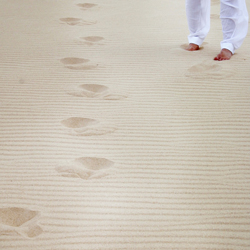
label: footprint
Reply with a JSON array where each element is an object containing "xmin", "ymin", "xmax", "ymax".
[
  {"xmin": 61, "ymin": 117, "xmax": 116, "ymax": 136},
  {"xmin": 77, "ymin": 36, "xmax": 104, "ymax": 46},
  {"xmin": 76, "ymin": 3, "xmax": 97, "ymax": 10},
  {"xmin": 60, "ymin": 57, "xmax": 97, "ymax": 70},
  {"xmin": 180, "ymin": 42, "xmax": 208, "ymax": 51},
  {"xmin": 60, "ymin": 17, "xmax": 96, "ymax": 26},
  {"xmin": 170, "ymin": 43, "xmax": 208, "ymax": 56},
  {"xmin": 56, "ymin": 157, "xmax": 115, "ymax": 180},
  {"xmin": 0, "ymin": 207, "xmax": 43, "ymax": 238},
  {"xmin": 186, "ymin": 60, "xmax": 234, "ymax": 80},
  {"xmin": 68, "ymin": 84, "xmax": 127, "ymax": 100}
]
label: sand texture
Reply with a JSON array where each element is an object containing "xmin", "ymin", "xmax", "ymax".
[{"xmin": 0, "ymin": 0, "xmax": 250, "ymax": 249}]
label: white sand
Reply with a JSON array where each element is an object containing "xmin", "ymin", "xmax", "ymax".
[{"xmin": 0, "ymin": 0, "xmax": 250, "ymax": 249}]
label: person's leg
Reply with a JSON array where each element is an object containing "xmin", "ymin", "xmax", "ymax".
[
  {"xmin": 186, "ymin": 0, "xmax": 211, "ymax": 50},
  {"xmin": 214, "ymin": 0, "xmax": 249, "ymax": 60}
]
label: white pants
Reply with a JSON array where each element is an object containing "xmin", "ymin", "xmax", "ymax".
[{"xmin": 186, "ymin": 0, "xmax": 249, "ymax": 54}]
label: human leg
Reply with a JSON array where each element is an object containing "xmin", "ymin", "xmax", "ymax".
[
  {"xmin": 186, "ymin": 0, "xmax": 211, "ymax": 49},
  {"xmin": 219, "ymin": 0, "xmax": 249, "ymax": 55}
]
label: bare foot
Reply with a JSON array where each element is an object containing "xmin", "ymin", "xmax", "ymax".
[
  {"xmin": 214, "ymin": 49, "xmax": 232, "ymax": 61},
  {"xmin": 186, "ymin": 43, "xmax": 200, "ymax": 51}
]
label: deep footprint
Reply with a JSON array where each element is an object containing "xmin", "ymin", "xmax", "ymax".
[
  {"xmin": 0, "ymin": 207, "xmax": 43, "ymax": 238},
  {"xmin": 61, "ymin": 117, "xmax": 116, "ymax": 136},
  {"xmin": 60, "ymin": 17, "xmax": 96, "ymax": 26},
  {"xmin": 180, "ymin": 42, "xmax": 208, "ymax": 50},
  {"xmin": 56, "ymin": 157, "xmax": 114, "ymax": 180}
]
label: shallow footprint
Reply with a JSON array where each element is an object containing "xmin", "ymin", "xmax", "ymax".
[
  {"xmin": 68, "ymin": 84, "xmax": 127, "ymax": 100},
  {"xmin": 56, "ymin": 157, "xmax": 115, "ymax": 180},
  {"xmin": 186, "ymin": 60, "xmax": 234, "ymax": 79},
  {"xmin": 77, "ymin": 3, "xmax": 97, "ymax": 10},
  {"xmin": 61, "ymin": 117, "xmax": 116, "ymax": 136},
  {"xmin": 0, "ymin": 207, "xmax": 43, "ymax": 238},
  {"xmin": 60, "ymin": 57, "xmax": 97, "ymax": 70},
  {"xmin": 60, "ymin": 17, "xmax": 96, "ymax": 26}
]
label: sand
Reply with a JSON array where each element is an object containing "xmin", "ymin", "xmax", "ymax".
[{"xmin": 0, "ymin": 0, "xmax": 250, "ymax": 249}]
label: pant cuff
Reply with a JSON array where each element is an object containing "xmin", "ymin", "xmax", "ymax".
[
  {"xmin": 188, "ymin": 36, "xmax": 204, "ymax": 46},
  {"xmin": 221, "ymin": 42, "xmax": 235, "ymax": 54}
]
